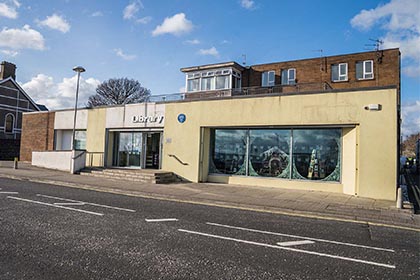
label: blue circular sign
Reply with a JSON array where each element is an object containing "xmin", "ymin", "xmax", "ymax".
[{"xmin": 177, "ymin": 113, "xmax": 186, "ymax": 123}]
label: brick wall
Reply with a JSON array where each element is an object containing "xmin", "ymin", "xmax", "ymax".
[
  {"xmin": 20, "ymin": 111, "xmax": 55, "ymax": 162},
  {"xmin": 243, "ymin": 48, "xmax": 400, "ymax": 92}
]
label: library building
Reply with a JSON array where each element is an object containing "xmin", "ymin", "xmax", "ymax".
[{"xmin": 20, "ymin": 48, "xmax": 401, "ymax": 201}]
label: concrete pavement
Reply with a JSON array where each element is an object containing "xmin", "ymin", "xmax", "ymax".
[{"xmin": 1, "ymin": 162, "xmax": 419, "ymax": 231}]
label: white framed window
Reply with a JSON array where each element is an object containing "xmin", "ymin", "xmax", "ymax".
[
  {"xmin": 356, "ymin": 60, "xmax": 374, "ymax": 80},
  {"xmin": 331, "ymin": 63, "xmax": 348, "ymax": 82},
  {"xmin": 187, "ymin": 78, "xmax": 200, "ymax": 92},
  {"xmin": 281, "ymin": 68, "xmax": 296, "ymax": 85},
  {"xmin": 4, "ymin": 113, "xmax": 14, "ymax": 133},
  {"xmin": 186, "ymin": 68, "xmax": 237, "ymax": 92},
  {"xmin": 201, "ymin": 77, "xmax": 214, "ymax": 91},
  {"xmin": 262, "ymin": 71, "xmax": 275, "ymax": 87},
  {"xmin": 215, "ymin": 75, "xmax": 229, "ymax": 89}
]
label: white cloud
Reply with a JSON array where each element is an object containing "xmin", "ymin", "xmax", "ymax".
[
  {"xmin": 136, "ymin": 16, "xmax": 151, "ymax": 24},
  {"xmin": 1, "ymin": 49, "xmax": 18, "ymax": 57},
  {"xmin": 185, "ymin": 39, "xmax": 200, "ymax": 45},
  {"xmin": 114, "ymin": 48, "xmax": 137, "ymax": 60},
  {"xmin": 351, "ymin": 0, "xmax": 420, "ymax": 76},
  {"xmin": 198, "ymin": 47, "xmax": 219, "ymax": 58},
  {"xmin": 22, "ymin": 74, "xmax": 100, "ymax": 110},
  {"xmin": 0, "ymin": 25, "xmax": 45, "ymax": 50},
  {"xmin": 123, "ymin": 1, "xmax": 143, "ymax": 20},
  {"xmin": 0, "ymin": 3, "xmax": 18, "ymax": 19},
  {"xmin": 38, "ymin": 14, "xmax": 70, "ymax": 33},
  {"xmin": 403, "ymin": 65, "xmax": 420, "ymax": 77},
  {"xmin": 91, "ymin": 11, "xmax": 103, "ymax": 17},
  {"xmin": 152, "ymin": 13, "xmax": 193, "ymax": 36},
  {"xmin": 402, "ymin": 101, "xmax": 420, "ymax": 137},
  {"xmin": 240, "ymin": 0, "xmax": 255, "ymax": 10}
]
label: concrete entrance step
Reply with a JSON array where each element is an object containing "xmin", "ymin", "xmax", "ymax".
[{"xmin": 79, "ymin": 168, "xmax": 180, "ymax": 184}]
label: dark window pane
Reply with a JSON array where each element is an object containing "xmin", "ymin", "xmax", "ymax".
[
  {"xmin": 331, "ymin": 65, "xmax": 338, "ymax": 81},
  {"xmin": 5, "ymin": 114, "xmax": 13, "ymax": 133},
  {"xmin": 356, "ymin": 62, "xmax": 363, "ymax": 79},
  {"xmin": 292, "ymin": 129, "xmax": 341, "ymax": 181},
  {"xmin": 249, "ymin": 129, "xmax": 290, "ymax": 178},
  {"xmin": 209, "ymin": 129, "xmax": 247, "ymax": 175}
]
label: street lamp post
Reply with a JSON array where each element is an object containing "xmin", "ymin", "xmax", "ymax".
[{"xmin": 71, "ymin": 66, "xmax": 85, "ymax": 150}]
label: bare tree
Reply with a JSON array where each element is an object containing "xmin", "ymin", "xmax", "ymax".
[
  {"xmin": 87, "ymin": 78, "xmax": 151, "ymax": 107},
  {"xmin": 402, "ymin": 133, "xmax": 420, "ymax": 157}
]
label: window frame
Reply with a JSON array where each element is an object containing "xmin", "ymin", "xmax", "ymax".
[
  {"xmin": 331, "ymin": 63, "xmax": 348, "ymax": 82},
  {"xmin": 281, "ymin": 68, "xmax": 296, "ymax": 85},
  {"xmin": 356, "ymin": 60, "xmax": 374, "ymax": 80},
  {"xmin": 4, "ymin": 113, "xmax": 14, "ymax": 133},
  {"xmin": 186, "ymin": 68, "xmax": 239, "ymax": 92},
  {"xmin": 262, "ymin": 70, "xmax": 275, "ymax": 87}
]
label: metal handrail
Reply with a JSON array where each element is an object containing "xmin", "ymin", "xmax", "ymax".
[
  {"xmin": 168, "ymin": 154, "xmax": 189, "ymax": 166},
  {"xmin": 146, "ymin": 82, "xmax": 337, "ymax": 103},
  {"xmin": 72, "ymin": 150, "xmax": 86, "ymax": 160}
]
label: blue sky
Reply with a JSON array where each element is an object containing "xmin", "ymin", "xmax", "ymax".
[{"xmin": 0, "ymin": 0, "xmax": 419, "ymax": 136}]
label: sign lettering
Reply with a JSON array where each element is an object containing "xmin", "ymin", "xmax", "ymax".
[{"xmin": 132, "ymin": 115, "xmax": 164, "ymax": 124}]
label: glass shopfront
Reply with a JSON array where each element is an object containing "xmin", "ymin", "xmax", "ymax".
[
  {"xmin": 112, "ymin": 131, "xmax": 162, "ymax": 169},
  {"xmin": 209, "ymin": 128, "xmax": 341, "ymax": 182}
]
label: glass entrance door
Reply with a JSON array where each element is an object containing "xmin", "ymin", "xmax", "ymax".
[
  {"xmin": 117, "ymin": 132, "xmax": 142, "ymax": 167},
  {"xmin": 112, "ymin": 131, "xmax": 162, "ymax": 168},
  {"xmin": 144, "ymin": 132, "xmax": 161, "ymax": 169}
]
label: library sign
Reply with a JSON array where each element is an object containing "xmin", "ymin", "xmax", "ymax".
[{"xmin": 132, "ymin": 114, "xmax": 164, "ymax": 124}]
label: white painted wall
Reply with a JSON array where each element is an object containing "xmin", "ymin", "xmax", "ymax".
[
  {"xmin": 32, "ymin": 151, "xmax": 73, "ymax": 171},
  {"xmin": 54, "ymin": 109, "xmax": 88, "ymax": 129},
  {"xmin": 105, "ymin": 103, "xmax": 165, "ymax": 129},
  {"xmin": 32, "ymin": 150, "xmax": 86, "ymax": 173}
]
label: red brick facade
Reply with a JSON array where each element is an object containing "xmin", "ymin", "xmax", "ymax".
[
  {"xmin": 183, "ymin": 48, "xmax": 400, "ymax": 98},
  {"xmin": 245, "ymin": 48, "xmax": 400, "ymax": 91},
  {"xmin": 20, "ymin": 111, "xmax": 55, "ymax": 162}
]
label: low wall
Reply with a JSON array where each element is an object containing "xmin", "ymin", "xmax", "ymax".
[{"xmin": 32, "ymin": 150, "xmax": 86, "ymax": 173}]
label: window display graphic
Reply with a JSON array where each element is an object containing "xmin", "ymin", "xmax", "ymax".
[
  {"xmin": 292, "ymin": 129, "xmax": 341, "ymax": 181},
  {"xmin": 209, "ymin": 128, "xmax": 341, "ymax": 182}
]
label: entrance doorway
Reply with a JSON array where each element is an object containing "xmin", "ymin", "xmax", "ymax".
[
  {"xmin": 112, "ymin": 131, "xmax": 162, "ymax": 169},
  {"xmin": 145, "ymin": 132, "xmax": 161, "ymax": 169}
]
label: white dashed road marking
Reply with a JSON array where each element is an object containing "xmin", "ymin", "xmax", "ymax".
[
  {"xmin": 0, "ymin": 191, "xmax": 19, "ymax": 194},
  {"xmin": 145, "ymin": 218, "xmax": 178, "ymax": 222},
  {"xmin": 206, "ymin": 222, "xmax": 394, "ymax": 252},
  {"xmin": 277, "ymin": 240, "xmax": 315, "ymax": 247},
  {"xmin": 36, "ymin": 194, "xmax": 136, "ymax": 212},
  {"xmin": 178, "ymin": 229, "xmax": 396, "ymax": 269},
  {"xmin": 7, "ymin": 196, "xmax": 104, "ymax": 216}
]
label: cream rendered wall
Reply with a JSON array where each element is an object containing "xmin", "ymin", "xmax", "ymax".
[
  {"xmin": 163, "ymin": 88, "xmax": 398, "ymax": 200},
  {"xmin": 342, "ymin": 127, "xmax": 357, "ymax": 196},
  {"xmin": 85, "ymin": 108, "xmax": 107, "ymax": 166}
]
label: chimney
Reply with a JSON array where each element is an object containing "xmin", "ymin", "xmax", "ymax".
[{"xmin": 0, "ymin": 61, "xmax": 17, "ymax": 80}]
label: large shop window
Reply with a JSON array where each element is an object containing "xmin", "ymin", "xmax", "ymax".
[{"xmin": 209, "ymin": 128, "xmax": 341, "ymax": 182}]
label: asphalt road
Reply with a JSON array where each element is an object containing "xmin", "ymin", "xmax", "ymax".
[{"xmin": 0, "ymin": 177, "xmax": 419, "ymax": 280}]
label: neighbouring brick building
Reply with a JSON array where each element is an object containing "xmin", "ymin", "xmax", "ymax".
[
  {"xmin": 21, "ymin": 48, "xmax": 401, "ymax": 201},
  {"xmin": 0, "ymin": 61, "xmax": 47, "ymax": 160}
]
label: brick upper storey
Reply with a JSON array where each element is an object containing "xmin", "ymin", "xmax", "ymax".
[{"xmin": 181, "ymin": 48, "xmax": 400, "ymax": 99}]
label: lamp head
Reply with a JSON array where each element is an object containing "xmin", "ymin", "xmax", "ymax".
[{"xmin": 72, "ymin": 66, "xmax": 86, "ymax": 73}]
